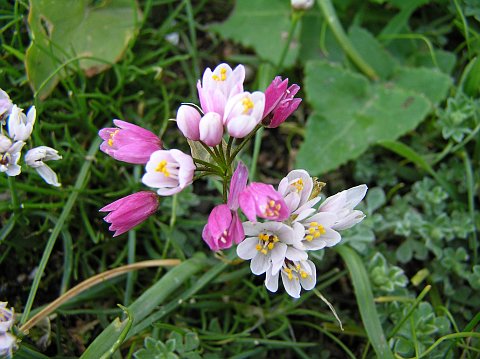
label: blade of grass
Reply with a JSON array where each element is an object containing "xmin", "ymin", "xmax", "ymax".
[
  {"xmin": 20, "ymin": 136, "xmax": 102, "ymax": 325},
  {"xmin": 336, "ymin": 245, "xmax": 394, "ymax": 359}
]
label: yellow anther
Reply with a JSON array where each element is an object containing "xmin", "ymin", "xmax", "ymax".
[
  {"xmin": 314, "ymin": 232, "xmax": 321, "ymax": 238},
  {"xmin": 242, "ymin": 97, "xmax": 254, "ymax": 114},
  {"xmin": 318, "ymin": 225, "xmax": 326, "ymax": 235},
  {"xmin": 107, "ymin": 130, "xmax": 119, "ymax": 146},
  {"xmin": 292, "ymin": 178, "xmax": 304, "ymax": 192},
  {"xmin": 155, "ymin": 160, "xmax": 170, "ymax": 177},
  {"xmin": 272, "ymin": 235, "xmax": 279, "ymax": 243},
  {"xmin": 295, "ymin": 264, "xmax": 301, "ymax": 270},
  {"xmin": 261, "ymin": 249, "xmax": 268, "ymax": 255},
  {"xmin": 269, "ymin": 200, "xmax": 275, "ymax": 207},
  {"xmin": 220, "ymin": 67, "xmax": 227, "ymax": 80},
  {"xmin": 255, "ymin": 244, "xmax": 262, "ymax": 251},
  {"xmin": 305, "ymin": 235, "xmax": 314, "ymax": 241},
  {"xmin": 308, "ymin": 228, "xmax": 316, "ymax": 234},
  {"xmin": 275, "ymin": 204, "xmax": 281, "ymax": 210},
  {"xmin": 309, "ymin": 222, "xmax": 318, "ymax": 227},
  {"xmin": 267, "ymin": 242, "xmax": 274, "ymax": 250},
  {"xmin": 300, "ymin": 271, "xmax": 308, "ymax": 278}
]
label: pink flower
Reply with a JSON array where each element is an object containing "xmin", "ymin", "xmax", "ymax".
[
  {"xmin": 99, "ymin": 120, "xmax": 162, "ymax": 164},
  {"xmin": 262, "ymin": 77, "xmax": 302, "ymax": 128},
  {"xmin": 224, "ymin": 91, "xmax": 265, "ymax": 138},
  {"xmin": 176, "ymin": 105, "xmax": 201, "ymax": 140},
  {"xmin": 199, "ymin": 112, "xmax": 224, "ymax": 146},
  {"xmin": 100, "ymin": 191, "xmax": 159, "ymax": 236},
  {"xmin": 202, "ymin": 162, "xmax": 248, "ymax": 251},
  {"xmin": 197, "ymin": 63, "xmax": 245, "ymax": 118},
  {"xmin": 239, "ymin": 182, "xmax": 290, "ymax": 222},
  {"xmin": 142, "ymin": 149, "xmax": 196, "ymax": 196}
]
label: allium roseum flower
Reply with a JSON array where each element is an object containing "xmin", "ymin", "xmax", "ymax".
[
  {"xmin": 199, "ymin": 112, "xmax": 224, "ymax": 146},
  {"xmin": 237, "ymin": 221, "xmax": 307, "ymax": 275},
  {"xmin": 239, "ymin": 182, "xmax": 290, "ymax": 222},
  {"xmin": 224, "ymin": 91, "xmax": 265, "ymax": 138},
  {"xmin": 0, "ymin": 141, "xmax": 25, "ymax": 177},
  {"xmin": 197, "ymin": 63, "xmax": 245, "ymax": 117},
  {"xmin": 7, "ymin": 105, "xmax": 35, "ymax": 141},
  {"xmin": 0, "ymin": 302, "xmax": 14, "ymax": 333},
  {"xmin": 319, "ymin": 184, "xmax": 368, "ymax": 230},
  {"xmin": 142, "ymin": 149, "xmax": 196, "ymax": 196},
  {"xmin": 100, "ymin": 191, "xmax": 159, "ymax": 236},
  {"xmin": 265, "ymin": 259, "xmax": 316, "ymax": 298},
  {"xmin": 291, "ymin": 0, "xmax": 314, "ymax": 10},
  {"xmin": 0, "ymin": 89, "xmax": 13, "ymax": 124},
  {"xmin": 0, "ymin": 135, "xmax": 12, "ymax": 153},
  {"xmin": 262, "ymin": 77, "xmax": 301, "ymax": 128},
  {"xmin": 99, "ymin": 120, "xmax": 162, "ymax": 164},
  {"xmin": 176, "ymin": 105, "xmax": 201, "ymax": 141},
  {"xmin": 202, "ymin": 162, "xmax": 248, "ymax": 251},
  {"xmin": 25, "ymin": 146, "xmax": 62, "ymax": 187},
  {"xmin": 300, "ymin": 212, "xmax": 341, "ymax": 250}
]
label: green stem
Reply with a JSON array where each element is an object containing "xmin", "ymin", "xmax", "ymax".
[
  {"xmin": 192, "ymin": 157, "xmax": 223, "ymax": 173},
  {"xmin": 7, "ymin": 176, "xmax": 20, "ymax": 214},
  {"xmin": 226, "ymin": 136, "xmax": 234, "ymax": 164},
  {"xmin": 276, "ymin": 12, "xmax": 300, "ymax": 71},
  {"xmin": 249, "ymin": 127, "xmax": 264, "ymax": 181},
  {"xmin": 318, "ymin": 0, "xmax": 379, "ymax": 80},
  {"xmin": 228, "ymin": 125, "xmax": 262, "ymax": 164},
  {"xmin": 20, "ymin": 137, "xmax": 101, "ymax": 325}
]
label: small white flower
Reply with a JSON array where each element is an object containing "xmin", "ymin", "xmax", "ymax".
[
  {"xmin": 291, "ymin": 0, "xmax": 314, "ymax": 10},
  {"xmin": 0, "ymin": 89, "xmax": 13, "ymax": 124},
  {"xmin": 0, "ymin": 302, "xmax": 14, "ymax": 333},
  {"xmin": 8, "ymin": 105, "xmax": 36, "ymax": 141},
  {"xmin": 301, "ymin": 212, "xmax": 341, "ymax": 250},
  {"xmin": 0, "ymin": 135, "xmax": 12, "ymax": 153},
  {"xmin": 237, "ymin": 221, "xmax": 307, "ymax": 276},
  {"xmin": 265, "ymin": 259, "xmax": 317, "ymax": 298},
  {"xmin": 0, "ymin": 332, "xmax": 16, "ymax": 358},
  {"xmin": 319, "ymin": 184, "xmax": 368, "ymax": 230},
  {"xmin": 0, "ymin": 141, "xmax": 25, "ymax": 177},
  {"xmin": 25, "ymin": 146, "xmax": 62, "ymax": 187}
]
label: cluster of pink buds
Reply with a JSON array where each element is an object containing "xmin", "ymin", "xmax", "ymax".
[{"xmin": 99, "ymin": 63, "xmax": 367, "ymax": 297}]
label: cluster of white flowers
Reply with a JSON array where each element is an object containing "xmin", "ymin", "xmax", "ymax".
[
  {"xmin": 0, "ymin": 89, "xmax": 61, "ymax": 186},
  {"xmin": 0, "ymin": 302, "xmax": 16, "ymax": 358},
  {"xmin": 237, "ymin": 170, "xmax": 367, "ymax": 298}
]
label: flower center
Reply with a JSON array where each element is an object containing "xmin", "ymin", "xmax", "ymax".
[
  {"xmin": 305, "ymin": 221, "xmax": 326, "ymax": 241},
  {"xmin": 107, "ymin": 130, "xmax": 119, "ymax": 147},
  {"xmin": 0, "ymin": 153, "xmax": 10, "ymax": 166},
  {"xmin": 155, "ymin": 160, "xmax": 170, "ymax": 177},
  {"xmin": 219, "ymin": 230, "xmax": 228, "ymax": 244},
  {"xmin": 212, "ymin": 67, "xmax": 227, "ymax": 81},
  {"xmin": 255, "ymin": 233, "xmax": 279, "ymax": 255},
  {"xmin": 291, "ymin": 178, "xmax": 304, "ymax": 192},
  {"xmin": 283, "ymin": 261, "xmax": 309, "ymax": 281},
  {"xmin": 263, "ymin": 199, "xmax": 282, "ymax": 218},
  {"xmin": 242, "ymin": 97, "xmax": 254, "ymax": 114}
]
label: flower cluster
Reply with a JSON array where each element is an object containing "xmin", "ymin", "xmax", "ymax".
[
  {"xmin": 0, "ymin": 302, "xmax": 16, "ymax": 358},
  {"xmin": 99, "ymin": 63, "xmax": 366, "ymax": 298},
  {"xmin": 0, "ymin": 89, "xmax": 62, "ymax": 186}
]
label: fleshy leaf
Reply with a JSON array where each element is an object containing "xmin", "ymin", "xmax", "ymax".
[{"xmin": 26, "ymin": 0, "xmax": 142, "ymax": 99}]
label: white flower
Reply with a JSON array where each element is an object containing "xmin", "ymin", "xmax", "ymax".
[
  {"xmin": 300, "ymin": 212, "xmax": 341, "ymax": 250},
  {"xmin": 0, "ymin": 302, "xmax": 14, "ymax": 333},
  {"xmin": 0, "ymin": 89, "xmax": 13, "ymax": 124},
  {"xmin": 7, "ymin": 105, "xmax": 36, "ymax": 141},
  {"xmin": 277, "ymin": 169, "xmax": 322, "ymax": 221},
  {"xmin": 0, "ymin": 141, "xmax": 25, "ymax": 177},
  {"xmin": 291, "ymin": 0, "xmax": 314, "ymax": 10},
  {"xmin": 0, "ymin": 135, "xmax": 12, "ymax": 153},
  {"xmin": 0, "ymin": 333, "xmax": 16, "ymax": 358},
  {"xmin": 237, "ymin": 221, "xmax": 307, "ymax": 276},
  {"xmin": 25, "ymin": 146, "xmax": 62, "ymax": 187},
  {"xmin": 319, "ymin": 184, "xmax": 368, "ymax": 230},
  {"xmin": 265, "ymin": 259, "xmax": 317, "ymax": 298}
]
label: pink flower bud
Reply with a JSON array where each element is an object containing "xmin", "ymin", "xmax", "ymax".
[
  {"xmin": 239, "ymin": 182, "xmax": 290, "ymax": 222},
  {"xmin": 99, "ymin": 120, "xmax": 162, "ymax": 164},
  {"xmin": 142, "ymin": 149, "xmax": 196, "ymax": 196},
  {"xmin": 224, "ymin": 91, "xmax": 265, "ymax": 138},
  {"xmin": 199, "ymin": 112, "xmax": 224, "ymax": 146},
  {"xmin": 202, "ymin": 204, "xmax": 244, "ymax": 251},
  {"xmin": 100, "ymin": 191, "xmax": 159, "ymax": 236},
  {"xmin": 176, "ymin": 105, "xmax": 201, "ymax": 140},
  {"xmin": 263, "ymin": 77, "xmax": 302, "ymax": 128}
]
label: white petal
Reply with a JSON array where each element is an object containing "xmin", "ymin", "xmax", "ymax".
[
  {"xmin": 35, "ymin": 164, "xmax": 61, "ymax": 186},
  {"xmin": 300, "ymin": 260, "xmax": 317, "ymax": 290},
  {"xmin": 237, "ymin": 237, "xmax": 259, "ymax": 260},
  {"xmin": 286, "ymin": 247, "xmax": 308, "ymax": 261},
  {"xmin": 265, "ymin": 267, "xmax": 279, "ymax": 292},
  {"xmin": 333, "ymin": 210, "xmax": 366, "ymax": 230},
  {"xmin": 251, "ymin": 253, "xmax": 269, "ymax": 275},
  {"xmin": 281, "ymin": 271, "xmax": 301, "ymax": 298}
]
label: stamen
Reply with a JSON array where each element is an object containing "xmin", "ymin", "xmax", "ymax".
[
  {"xmin": 305, "ymin": 222, "xmax": 326, "ymax": 241},
  {"xmin": 155, "ymin": 160, "xmax": 170, "ymax": 177},
  {"xmin": 107, "ymin": 130, "xmax": 119, "ymax": 147},
  {"xmin": 212, "ymin": 67, "xmax": 227, "ymax": 81},
  {"xmin": 242, "ymin": 97, "xmax": 254, "ymax": 114},
  {"xmin": 291, "ymin": 178, "xmax": 304, "ymax": 192}
]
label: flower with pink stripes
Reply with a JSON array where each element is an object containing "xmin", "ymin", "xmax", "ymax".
[
  {"xmin": 99, "ymin": 120, "xmax": 162, "ymax": 164},
  {"xmin": 100, "ymin": 191, "xmax": 159, "ymax": 237}
]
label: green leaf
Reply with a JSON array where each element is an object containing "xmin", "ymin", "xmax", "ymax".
[
  {"xmin": 336, "ymin": 245, "xmax": 394, "ymax": 359},
  {"xmin": 296, "ymin": 60, "xmax": 451, "ymax": 175},
  {"xmin": 81, "ymin": 254, "xmax": 207, "ymax": 359},
  {"xmin": 210, "ymin": 0, "xmax": 298, "ymax": 67},
  {"xmin": 26, "ymin": 0, "xmax": 141, "ymax": 99}
]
